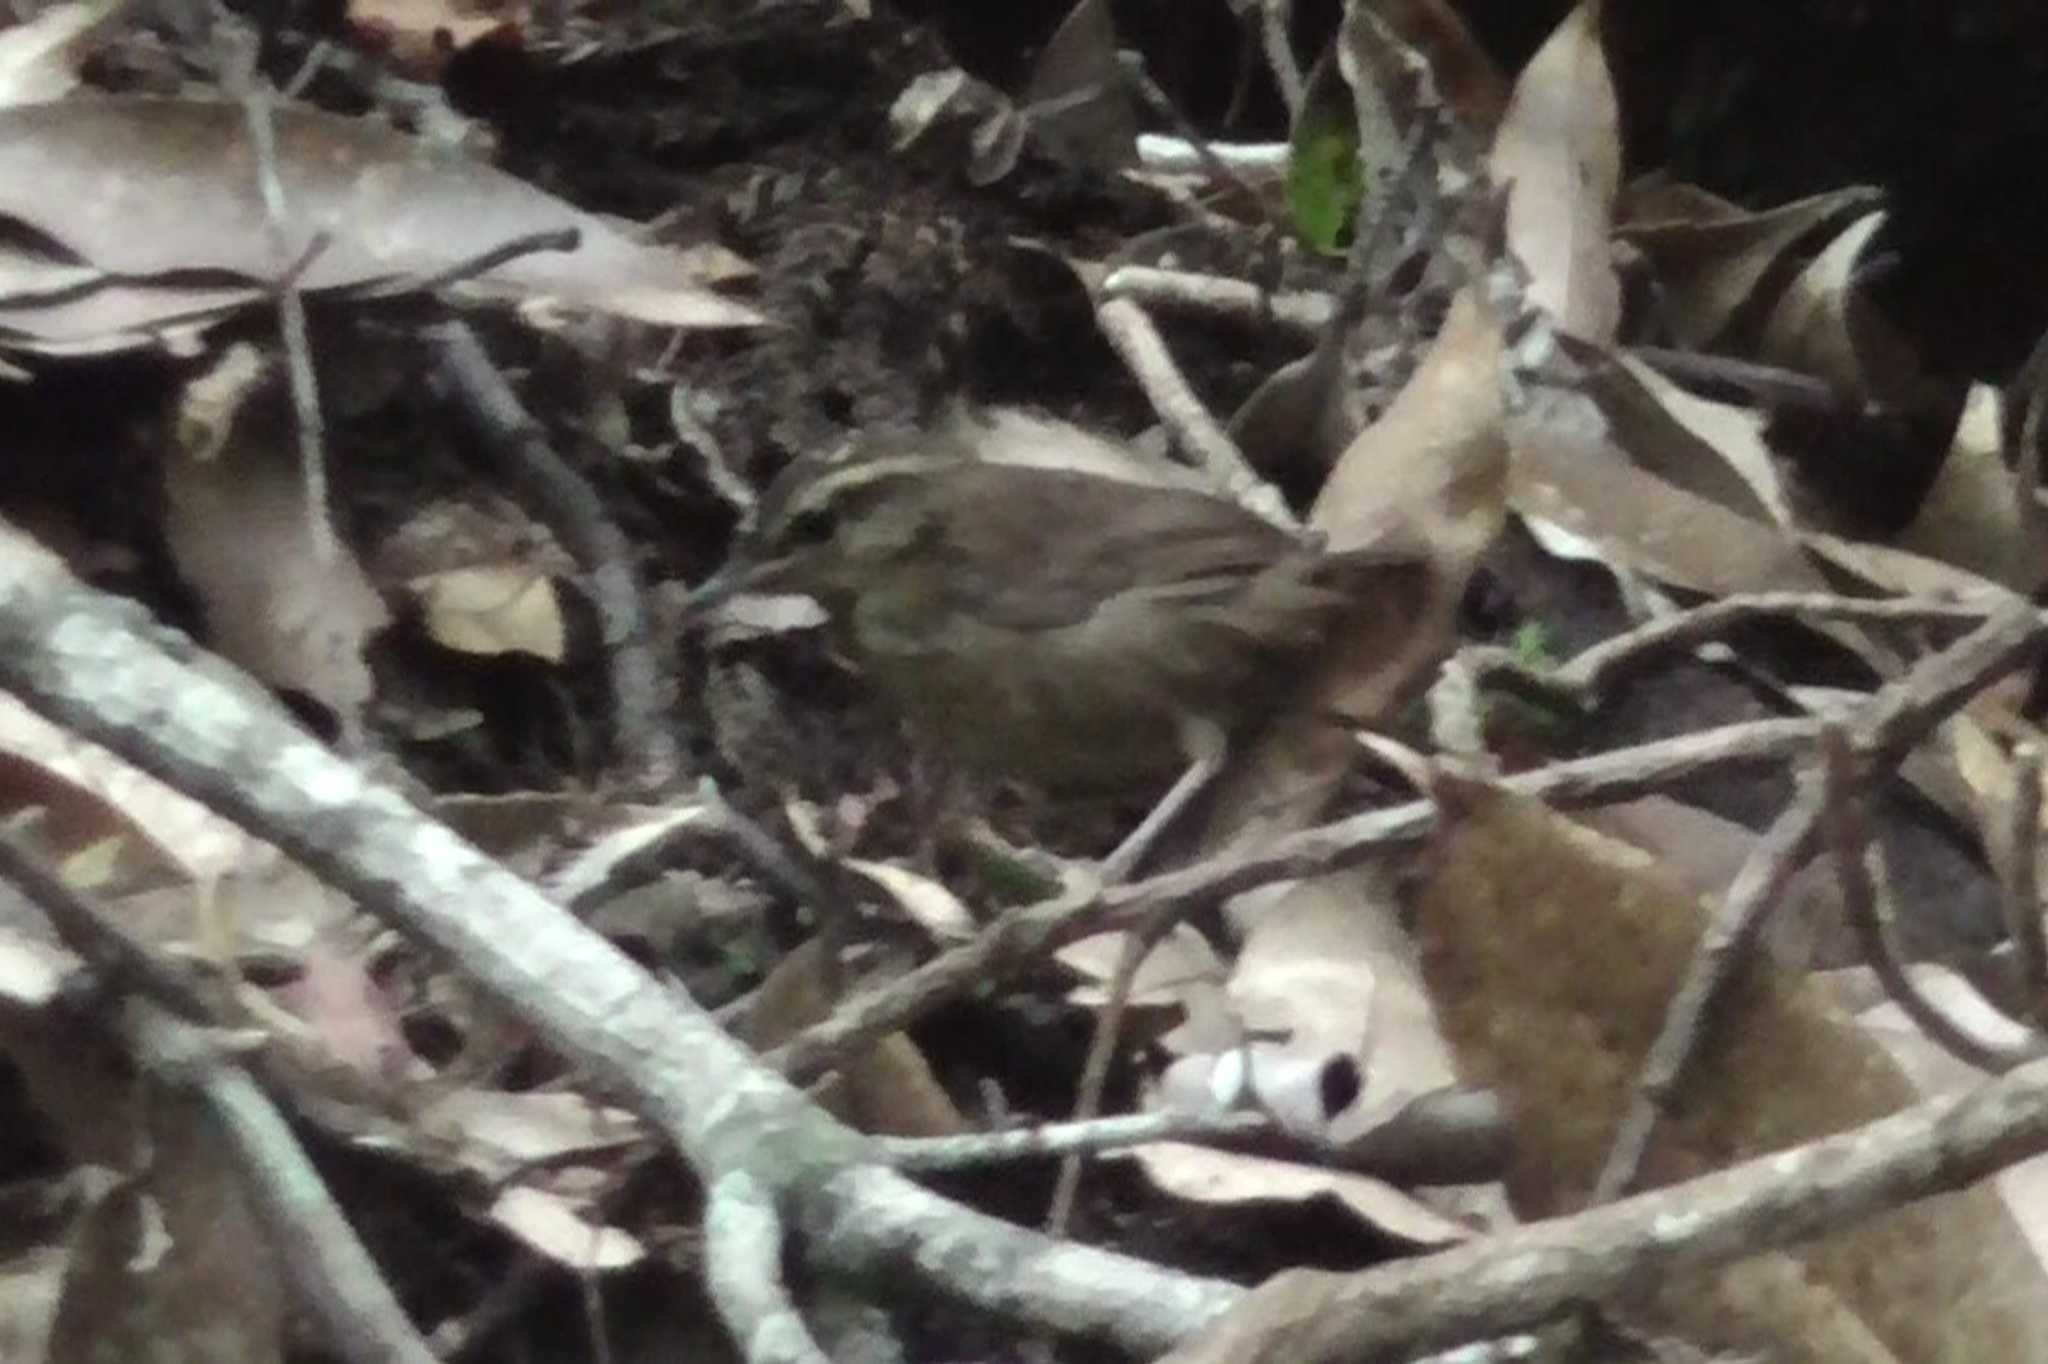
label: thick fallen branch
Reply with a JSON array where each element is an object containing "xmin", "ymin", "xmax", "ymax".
[
  {"xmin": 0, "ymin": 527, "xmax": 1237, "ymax": 1356},
  {"xmin": 9, "ymin": 531, "xmax": 2048, "ymax": 1364},
  {"xmin": 1161, "ymin": 1049, "xmax": 2048, "ymax": 1364}
]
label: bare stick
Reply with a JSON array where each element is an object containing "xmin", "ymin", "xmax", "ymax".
[
  {"xmin": 1819, "ymin": 726, "xmax": 2040, "ymax": 1070},
  {"xmin": 428, "ymin": 321, "xmax": 679, "ymax": 791},
  {"xmin": 776, "ymin": 715, "xmax": 1820, "ymax": 1082},
  {"xmin": 2003, "ymin": 743, "xmax": 2048, "ymax": 1027},
  {"xmin": 1593, "ymin": 602, "xmax": 2048, "ymax": 1199}
]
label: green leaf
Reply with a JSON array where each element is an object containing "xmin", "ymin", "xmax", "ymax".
[{"xmin": 1287, "ymin": 52, "xmax": 1363, "ymax": 254}]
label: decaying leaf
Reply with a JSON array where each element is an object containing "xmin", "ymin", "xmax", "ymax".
[
  {"xmin": 1617, "ymin": 182, "xmax": 1883, "ymax": 350},
  {"xmin": 161, "ymin": 355, "xmax": 391, "ymax": 738},
  {"xmin": 742, "ymin": 938, "xmax": 964, "ymax": 1139},
  {"xmin": 1059, "ymin": 922, "xmax": 1226, "ymax": 1020},
  {"xmin": 1598, "ymin": 345, "xmax": 1795, "ymax": 526},
  {"xmin": 1415, "ymin": 779, "xmax": 2048, "ymax": 1362},
  {"xmin": 1511, "ymin": 391, "xmax": 1824, "ymax": 597},
  {"xmin": 46, "ymin": 1122, "xmax": 286, "ymax": 1364},
  {"xmin": 1022, "ymin": 0, "xmax": 1137, "ymax": 174},
  {"xmin": 0, "ymin": 96, "xmax": 765, "ymax": 353},
  {"xmin": 1364, "ymin": 0, "xmax": 1507, "ymax": 135}
]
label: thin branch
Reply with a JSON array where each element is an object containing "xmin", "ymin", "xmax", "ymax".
[
  {"xmin": 1593, "ymin": 602, "xmax": 2048, "ymax": 1199},
  {"xmin": 2003, "ymin": 743, "xmax": 2048, "ymax": 1028},
  {"xmin": 1819, "ymin": 725, "xmax": 2040, "ymax": 1071},
  {"xmin": 1094, "ymin": 296, "xmax": 1297, "ymax": 531},
  {"xmin": 774, "ymin": 715, "xmax": 1822, "ymax": 1082},
  {"xmin": 1258, "ymin": 0, "xmax": 1304, "ymax": 116},
  {"xmin": 427, "ymin": 321, "xmax": 679, "ymax": 791},
  {"xmin": 0, "ymin": 837, "xmax": 438, "ymax": 1364}
]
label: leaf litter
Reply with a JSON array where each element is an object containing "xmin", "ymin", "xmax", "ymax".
[{"xmin": 3, "ymin": 2, "xmax": 2048, "ymax": 1363}]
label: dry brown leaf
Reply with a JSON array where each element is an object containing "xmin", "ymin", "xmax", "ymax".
[
  {"xmin": 0, "ymin": 690, "xmax": 255, "ymax": 885},
  {"xmin": 1194, "ymin": 291, "xmax": 1505, "ymax": 886},
  {"xmin": 1757, "ymin": 210, "xmax": 1928, "ymax": 407},
  {"xmin": 0, "ymin": 97, "xmax": 764, "ymax": 353},
  {"xmin": 1512, "ymin": 410, "xmax": 1824, "ymax": 597},
  {"xmin": 1617, "ymin": 183, "xmax": 1883, "ymax": 349},
  {"xmin": 1416, "ymin": 780, "xmax": 2048, "ymax": 1363},
  {"xmin": 1800, "ymin": 528, "xmax": 2022, "ymax": 604},
  {"xmin": 1118, "ymin": 1142, "xmax": 1469, "ymax": 1248},
  {"xmin": 1059, "ymin": 922, "xmax": 1225, "ymax": 1017},
  {"xmin": 1312, "ymin": 291, "xmax": 1507, "ymax": 714},
  {"xmin": 1586, "ymin": 794, "xmax": 1845, "ymax": 971},
  {"xmin": 742, "ymin": 938, "xmax": 964, "ymax": 1139},
  {"xmin": 1366, "ymin": 0, "xmax": 1508, "ymax": 134},
  {"xmin": 418, "ymin": 1088, "xmax": 639, "ymax": 1185},
  {"xmin": 1852, "ymin": 967, "xmax": 2048, "ymax": 1270},
  {"xmin": 1023, "ymin": 0, "xmax": 1137, "ymax": 173},
  {"xmin": 1487, "ymin": 0, "xmax": 1620, "ymax": 341},
  {"xmin": 162, "ymin": 363, "xmax": 390, "ymax": 737},
  {"xmin": 1607, "ymin": 347, "xmax": 1794, "ymax": 525}
]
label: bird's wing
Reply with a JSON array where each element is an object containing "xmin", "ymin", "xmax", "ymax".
[{"xmin": 932, "ymin": 465, "xmax": 1301, "ymax": 633}]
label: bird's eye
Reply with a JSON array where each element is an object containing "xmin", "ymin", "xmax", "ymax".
[{"xmin": 783, "ymin": 505, "xmax": 838, "ymax": 545}]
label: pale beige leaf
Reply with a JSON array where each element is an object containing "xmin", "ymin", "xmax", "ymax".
[
  {"xmin": 1614, "ymin": 349, "xmax": 1794, "ymax": 525},
  {"xmin": 1758, "ymin": 210, "xmax": 1928, "ymax": 406},
  {"xmin": 1513, "ymin": 416, "xmax": 1823, "ymax": 596},
  {"xmin": 488, "ymin": 1186, "xmax": 645, "ymax": 1272},
  {"xmin": 1487, "ymin": 0, "xmax": 1620, "ymax": 339},
  {"xmin": 1898, "ymin": 382, "xmax": 2046, "ymax": 592},
  {"xmin": 1120, "ymin": 1142, "xmax": 1468, "ymax": 1247},
  {"xmin": 420, "ymin": 1088, "xmax": 639, "ymax": 1184},
  {"xmin": 409, "ymin": 564, "xmax": 566, "ymax": 662},
  {"xmin": 345, "ymin": 0, "xmax": 523, "ymax": 76},
  {"xmin": 842, "ymin": 857, "xmax": 976, "ymax": 943}
]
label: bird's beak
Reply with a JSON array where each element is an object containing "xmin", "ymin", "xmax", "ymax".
[{"xmin": 676, "ymin": 553, "xmax": 802, "ymax": 622}]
